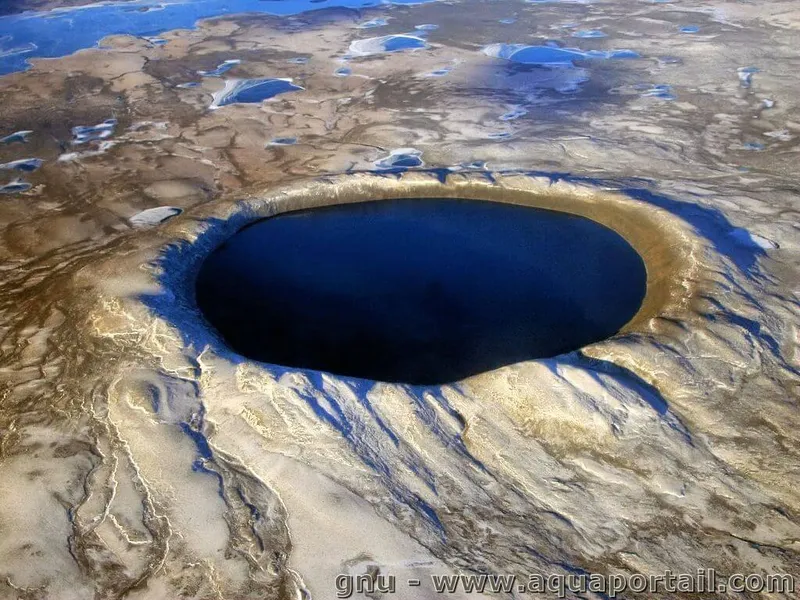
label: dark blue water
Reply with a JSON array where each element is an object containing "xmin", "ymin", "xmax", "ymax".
[
  {"xmin": 195, "ymin": 198, "xmax": 647, "ymax": 384},
  {"xmin": 212, "ymin": 78, "xmax": 302, "ymax": 108},
  {"xmin": 0, "ymin": 0, "xmax": 435, "ymax": 74},
  {"xmin": 198, "ymin": 59, "xmax": 241, "ymax": 77},
  {"xmin": 383, "ymin": 35, "xmax": 426, "ymax": 52}
]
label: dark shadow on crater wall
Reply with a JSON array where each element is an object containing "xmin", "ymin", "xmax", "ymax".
[
  {"xmin": 194, "ymin": 197, "xmax": 647, "ymax": 385},
  {"xmin": 619, "ymin": 186, "xmax": 765, "ymax": 274},
  {"xmin": 479, "ymin": 170, "xmax": 767, "ymax": 275}
]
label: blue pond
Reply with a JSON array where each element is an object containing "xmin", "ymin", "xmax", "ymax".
[
  {"xmin": 0, "ymin": 181, "xmax": 32, "ymax": 194},
  {"xmin": 210, "ymin": 78, "xmax": 302, "ymax": 108},
  {"xmin": 0, "ymin": 158, "xmax": 43, "ymax": 172},
  {"xmin": 483, "ymin": 43, "xmax": 639, "ymax": 67},
  {"xmin": 198, "ymin": 59, "xmax": 241, "ymax": 77},
  {"xmin": 383, "ymin": 35, "xmax": 426, "ymax": 51},
  {"xmin": 268, "ymin": 136, "xmax": 298, "ymax": 145},
  {"xmin": 195, "ymin": 198, "xmax": 647, "ymax": 384},
  {"xmin": 375, "ymin": 149, "xmax": 424, "ymax": 168},
  {"xmin": 0, "ymin": 130, "xmax": 32, "ymax": 144}
]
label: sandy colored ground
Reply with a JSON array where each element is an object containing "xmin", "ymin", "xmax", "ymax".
[{"xmin": 0, "ymin": 1, "xmax": 799, "ymax": 598}]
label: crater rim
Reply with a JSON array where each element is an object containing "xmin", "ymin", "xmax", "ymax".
[{"xmin": 149, "ymin": 171, "xmax": 701, "ymax": 382}]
